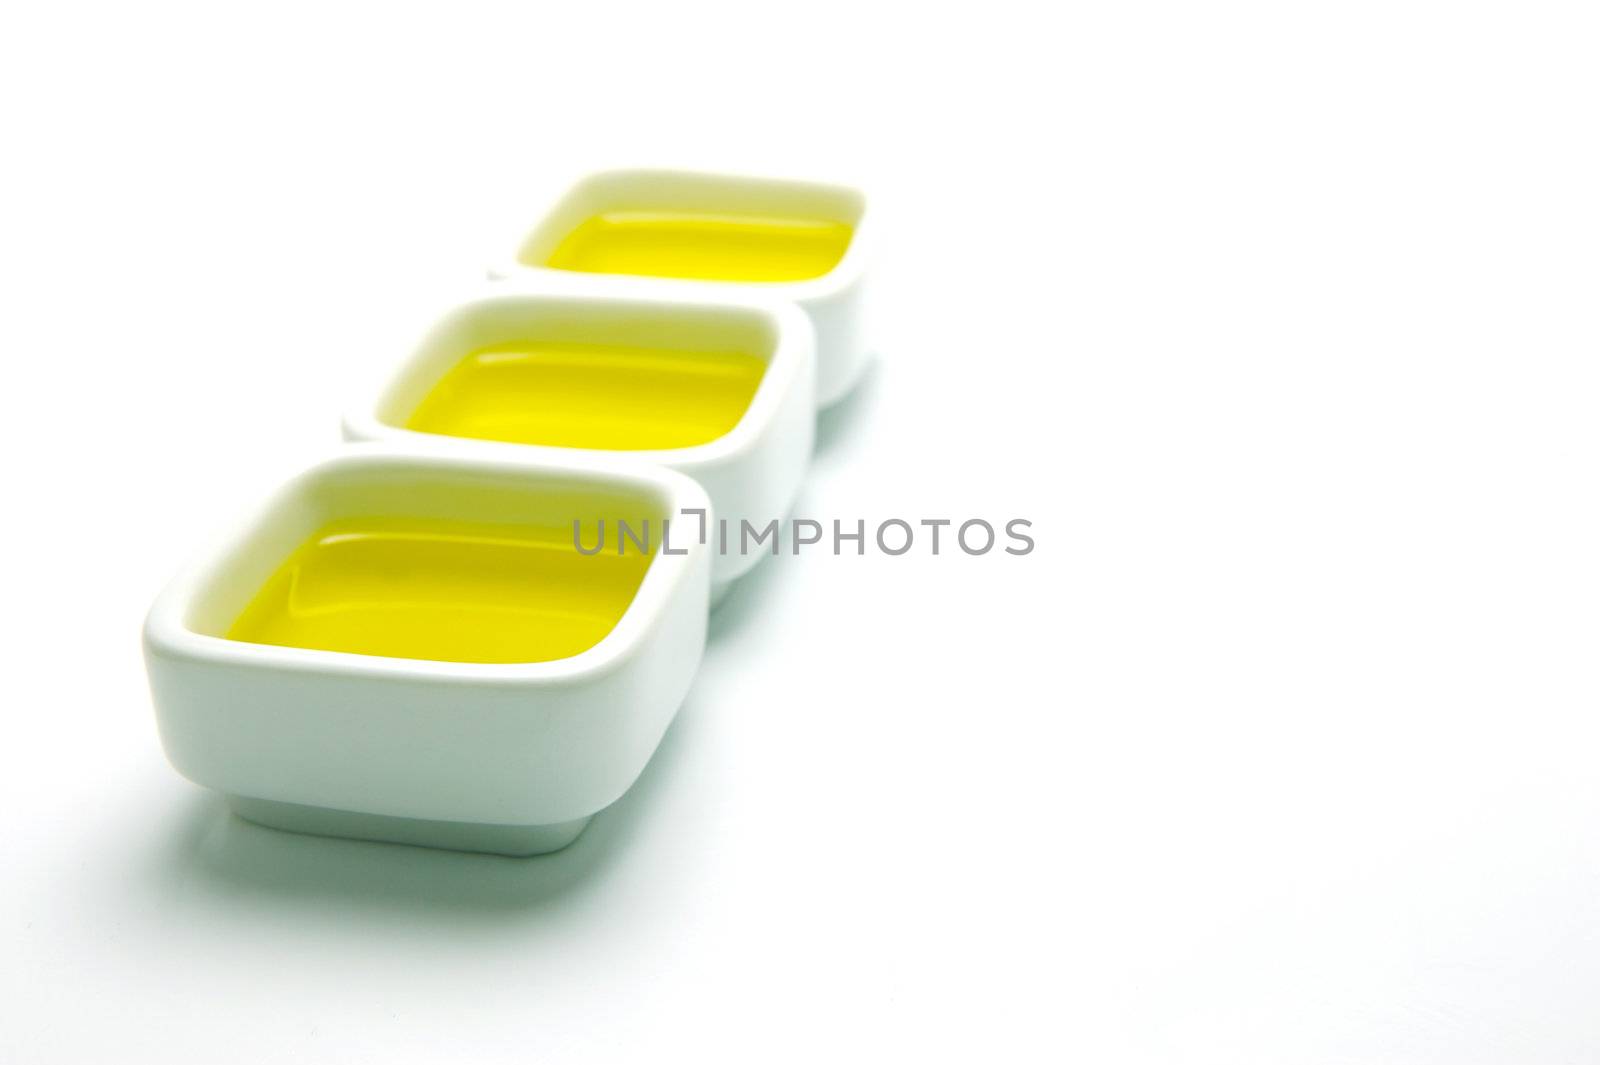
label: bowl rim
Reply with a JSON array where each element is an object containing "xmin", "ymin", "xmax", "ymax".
[
  {"xmin": 342, "ymin": 283, "xmax": 815, "ymax": 467},
  {"xmin": 142, "ymin": 445, "xmax": 712, "ymax": 685},
  {"xmin": 487, "ymin": 166, "xmax": 874, "ymax": 303}
]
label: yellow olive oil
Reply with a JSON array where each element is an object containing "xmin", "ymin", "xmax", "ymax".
[
  {"xmin": 226, "ymin": 515, "xmax": 650, "ymax": 664},
  {"xmin": 405, "ymin": 340, "xmax": 766, "ymax": 451},
  {"xmin": 543, "ymin": 211, "xmax": 852, "ymax": 282}
]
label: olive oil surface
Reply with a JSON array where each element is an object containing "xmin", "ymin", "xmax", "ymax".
[
  {"xmin": 227, "ymin": 515, "xmax": 650, "ymax": 664},
  {"xmin": 406, "ymin": 340, "xmax": 766, "ymax": 451},
  {"xmin": 544, "ymin": 210, "xmax": 852, "ymax": 282}
]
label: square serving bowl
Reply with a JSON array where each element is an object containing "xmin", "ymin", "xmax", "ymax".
[
  {"xmin": 489, "ymin": 168, "xmax": 871, "ymax": 408},
  {"xmin": 143, "ymin": 448, "xmax": 711, "ymax": 856},
  {"xmin": 343, "ymin": 286, "xmax": 814, "ymax": 600}
]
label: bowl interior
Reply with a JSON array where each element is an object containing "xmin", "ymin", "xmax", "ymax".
[
  {"xmin": 519, "ymin": 171, "xmax": 865, "ymax": 284},
  {"xmin": 378, "ymin": 296, "xmax": 780, "ymax": 453},
  {"xmin": 185, "ymin": 462, "xmax": 671, "ymax": 664}
]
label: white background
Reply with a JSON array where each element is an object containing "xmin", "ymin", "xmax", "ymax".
[{"xmin": 3, "ymin": 2, "xmax": 1599, "ymax": 1061}]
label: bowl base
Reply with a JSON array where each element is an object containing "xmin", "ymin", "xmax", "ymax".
[{"xmin": 226, "ymin": 794, "xmax": 592, "ymax": 856}]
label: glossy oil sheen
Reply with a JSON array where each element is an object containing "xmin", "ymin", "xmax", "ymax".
[
  {"xmin": 226, "ymin": 515, "xmax": 652, "ymax": 664},
  {"xmin": 543, "ymin": 211, "xmax": 852, "ymax": 282},
  {"xmin": 405, "ymin": 340, "xmax": 766, "ymax": 451}
]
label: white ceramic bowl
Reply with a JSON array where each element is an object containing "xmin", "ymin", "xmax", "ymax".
[
  {"xmin": 489, "ymin": 168, "xmax": 871, "ymax": 408},
  {"xmin": 143, "ymin": 447, "xmax": 711, "ymax": 856},
  {"xmin": 343, "ymin": 286, "xmax": 814, "ymax": 600}
]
